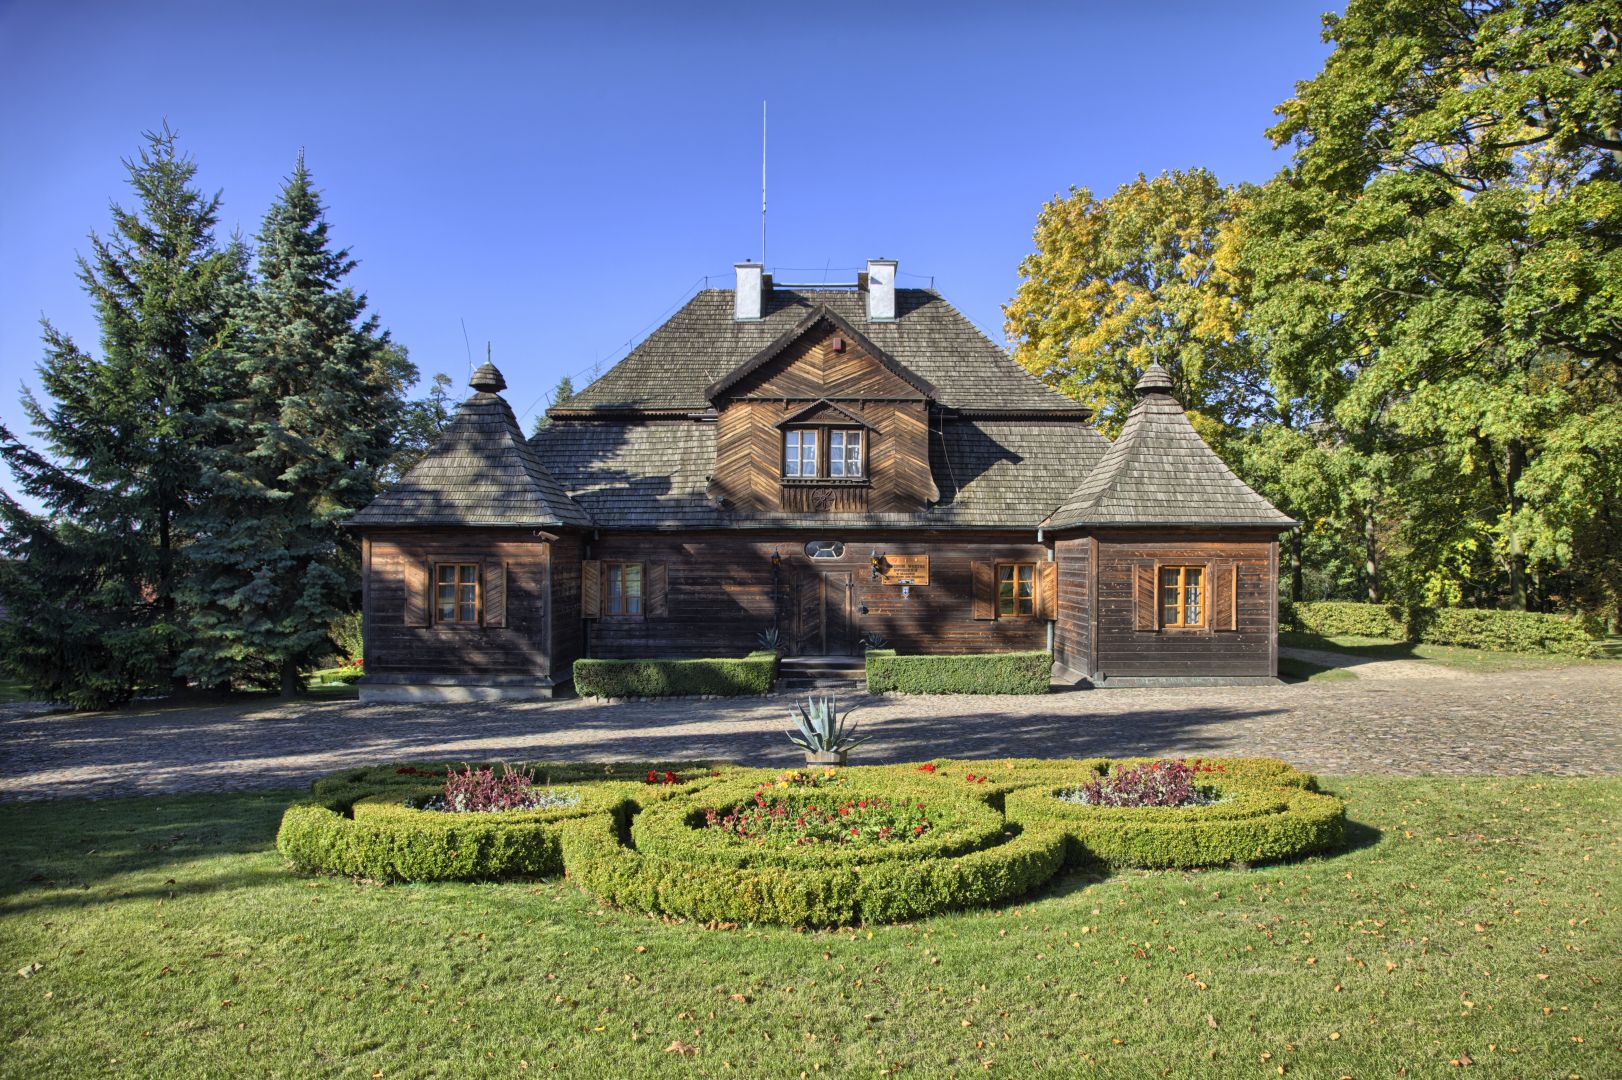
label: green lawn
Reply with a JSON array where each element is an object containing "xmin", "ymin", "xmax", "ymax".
[
  {"xmin": 1276, "ymin": 654, "xmax": 1358, "ymax": 683},
  {"xmin": 1279, "ymin": 631, "xmax": 1610, "ymax": 673},
  {"xmin": 2, "ymin": 777, "xmax": 1616, "ymax": 1077}
]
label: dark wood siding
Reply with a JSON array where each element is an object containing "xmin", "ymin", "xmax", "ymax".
[
  {"xmin": 363, "ymin": 528, "xmax": 556, "ymax": 677},
  {"xmin": 1052, "ymin": 537, "xmax": 1091, "ymax": 676},
  {"xmin": 1091, "ymin": 530, "xmax": 1278, "ymax": 679},
  {"xmin": 586, "ymin": 531, "xmax": 1050, "ymax": 660}
]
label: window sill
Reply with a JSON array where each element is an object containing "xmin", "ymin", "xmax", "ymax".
[{"xmin": 781, "ymin": 478, "xmax": 871, "ymax": 487}]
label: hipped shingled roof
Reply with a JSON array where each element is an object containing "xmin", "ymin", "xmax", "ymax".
[
  {"xmin": 350, "ymin": 362, "xmax": 593, "ymax": 528},
  {"xmin": 558, "ymin": 288, "xmax": 1085, "ymax": 414},
  {"xmin": 1043, "ymin": 365, "xmax": 1295, "ymax": 530}
]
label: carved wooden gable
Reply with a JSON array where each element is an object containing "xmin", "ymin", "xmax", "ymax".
[{"xmin": 706, "ymin": 313, "xmax": 938, "ymax": 515}]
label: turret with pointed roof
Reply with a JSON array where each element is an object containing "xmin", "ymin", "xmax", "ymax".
[
  {"xmin": 351, "ymin": 363, "xmax": 592, "ymax": 528},
  {"xmin": 1044, "ymin": 365, "xmax": 1294, "ymax": 530}
]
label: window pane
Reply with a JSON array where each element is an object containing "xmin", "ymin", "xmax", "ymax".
[
  {"xmin": 437, "ymin": 584, "xmax": 455, "ymax": 622},
  {"xmin": 801, "ymin": 430, "xmax": 817, "ymax": 476},
  {"xmin": 998, "ymin": 565, "xmax": 1014, "ymax": 584},
  {"xmin": 845, "ymin": 432, "xmax": 862, "ymax": 476},
  {"xmin": 607, "ymin": 567, "xmax": 622, "ymax": 614},
  {"xmin": 829, "ymin": 431, "xmax": 846, "ymax": 477},
  {"xmin": 459, "ymin": 565, "xmax": 477, "ymax": 585},
  {"xmin": 459, "ymin": 602, "xmax": 476, "ymax": 623},
  {"xmin": 1160, "ymin": 567, "xmax": 1180, "ymax": 590},
  {"xmin": 784, "ymin": 432, "xmax": 799, "ymax": 476},
  {"xmin": 1185, "ymin": 582, "xmax": 1202, "ymax": 625},
  {"xmin": 437, "ymin": 565, "xmax": 455, "ymax": 585}
]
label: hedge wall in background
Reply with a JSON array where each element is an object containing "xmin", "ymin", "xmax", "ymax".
[{"xmin": 1282, "ymin": 600, "xmax": 1602, "ymax": 657}]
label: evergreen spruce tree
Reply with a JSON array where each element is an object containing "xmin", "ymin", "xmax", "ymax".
[
  {"xmin": 530, "ymin": 374, "xmax": 575, "ymax": 436},
  {"xmin": 0, "ymin": 126, "xmax": 245, "ymax": 706},
  {"xmin": 179, "ymin": 154, "xmax": 412, "ymax": 694}
]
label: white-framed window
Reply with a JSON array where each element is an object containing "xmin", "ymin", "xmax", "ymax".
[
  {"xmin": 784, "ymin": 429, "xmax": 818, "ymax": 477},
  {"xmin": 829, "ymin": 430, "xmax": 863, "ymax": 477}
]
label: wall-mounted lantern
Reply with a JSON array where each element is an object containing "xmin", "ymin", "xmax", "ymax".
[{"xmin": 869, "ymin": 549, "xmax": 884, "ymax": 583}]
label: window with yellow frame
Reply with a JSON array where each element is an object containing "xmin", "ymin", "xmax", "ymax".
[{"xmin": 1159, "ymin": 565, "xmax": 1205, "ymax": 628}]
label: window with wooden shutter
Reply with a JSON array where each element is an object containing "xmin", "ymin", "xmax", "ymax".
[
  {"xmin": 645, "ymin": 563, "xmax": 668, "ymax": 617},
  {"xmin": 1133, "ymin": 564, "xmax": 1157, "ymax": 632},
  {"xmin": 483, "ymin": 562, "xmax": 507, "ymax": 628},
  {"xmin": 1037, "ymin": 561, "xmax": 1058, "ymax": 621},
  {"xmin": 971, "ymin": 561, "xmax": 995, "ymax": 620},
  {"xmin": 403, "ymin": 561, "xmax": 429, "ymax": 627},
  {"xmin": 1211, "ymin": 561, "xmax": 1237, "ymax": 631},
  {"xmin": 581, "ymin": 559, "xmax": 601, "ymax": 619}
]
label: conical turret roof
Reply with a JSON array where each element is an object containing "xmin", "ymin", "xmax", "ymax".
[
  {"xmin": 351, "ymin": 364, "xmax": 592, "ymax": 528},
  {"xmin": 1043, "ymin": 365, "xmax": 1295, "ymax": 530}
]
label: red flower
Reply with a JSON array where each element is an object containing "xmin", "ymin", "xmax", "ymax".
[
  {"xmin": 917, "ymin": 763, "xmax": 937, "ymax": 773},
  {"xmin": 664, "ymin": 771, "xmax": 677, "ymax": 785},
  {"xmin": 646, "ymin": 770, "xmax": 658, "ymax": 784}
]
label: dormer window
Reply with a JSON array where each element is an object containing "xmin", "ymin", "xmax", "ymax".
[{"xmin": 783, "ymin": 429, "xmax": 864, "ymax": 479}]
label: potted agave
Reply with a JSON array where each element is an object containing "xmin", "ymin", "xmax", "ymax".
[{"xmin": 787, "ymin": 694, "xmax": 870, "ymax": 766}]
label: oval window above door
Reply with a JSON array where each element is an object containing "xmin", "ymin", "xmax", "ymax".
[{"xmin": 805, "ymin": 540, "xmax": 846, "ymax": 559}]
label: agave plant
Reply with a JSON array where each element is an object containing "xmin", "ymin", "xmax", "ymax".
[
  {"xmin": 786, "ymin": 695, "xmax": 870, "ymax": 757},
  {"xmin": 757, "ymin": 626, "xmax": 784, "ymax": 653}
]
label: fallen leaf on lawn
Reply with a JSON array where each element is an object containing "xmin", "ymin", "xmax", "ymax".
[
  {"xmin": 16, "ymin": 963, "xmax": 43, "ymax": 978},
  {"xmin": 664, "ymin": 1040, "xmax": 697, "ymax": 1056}
]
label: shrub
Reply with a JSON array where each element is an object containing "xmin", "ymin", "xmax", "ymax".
[
  {"xmin": 307, "ymin": 760, "xmax": 734, "ymax": 813},
  {"xmin": 1288, "ymin": 601, "xmax": 1407, "ymax": 640},
  {"xmin": 572, "ymin": 651, "xmax": 779, "ymax": 698},
  {"xmin": 865, "ymin": 650, "xmax": 1051, "ymax": 695}
]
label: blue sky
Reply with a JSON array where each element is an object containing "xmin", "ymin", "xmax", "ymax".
[{"xmin": 0, "ymin": 0, "xmax": 1332, "ymax": 458}]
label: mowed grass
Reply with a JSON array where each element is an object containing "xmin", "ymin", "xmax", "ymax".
[
  {"xmin": 1279, "ymin": 631, "xmax": 1611, "ymax": 673},
  {"xmin": 1, "ymin": 778, "xmax": 1617, "ymax": 1079},
  {"xmin": 1276, "ymin": 655, "xmax": 1358, "ymax": 683}
]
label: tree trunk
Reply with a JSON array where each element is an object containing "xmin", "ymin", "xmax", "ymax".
[
  {"xmin": 1364, "ymin": 503, "xmax": 1380, "ymax": 604},
  {"xmin": 280, "ymin": 657, "xmax": 304, "ymax": 698},
  {"xmin": 1506, "ymin": 439, "xmax": 1527, "ymax": 610},
  {"xmin": 1290, "ymin": 528, "xmax": 1303, "ymax": 603}
]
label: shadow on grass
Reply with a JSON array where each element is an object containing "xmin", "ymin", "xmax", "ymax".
[{"xmin": 0, "ymin": 790, "xmax": 293, "ymax": 903}]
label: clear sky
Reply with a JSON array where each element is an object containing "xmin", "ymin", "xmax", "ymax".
[{"xmin": 0, "ymin": 0, "xmax": 1333, "ymax": 462}]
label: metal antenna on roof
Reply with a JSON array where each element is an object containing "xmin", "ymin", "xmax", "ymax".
[{"xmin": 761, "ymin": 100, "xmax": 767, "ymax": 269}]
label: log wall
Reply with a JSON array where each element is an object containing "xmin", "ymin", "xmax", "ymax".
[
  {"xmin": 1091, "ymin": 530, "xmax": 1278, "ymax": 679},
  {"xmin": 586, "ymin": 531, "xmax": 1050, "ymax": 660},
  {"xmin": 362, "ymin": 528, "xmax": 554, "ymax": 677}
]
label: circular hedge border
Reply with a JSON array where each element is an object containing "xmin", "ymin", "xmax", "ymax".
[{"xmin": 277, "ymin": 757, "xmax": 1346, "ymax": 923}]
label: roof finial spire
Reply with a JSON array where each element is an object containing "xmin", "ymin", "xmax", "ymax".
[
  {"xmin": 1135, "ymin": 364, "xmax": 1174, "ymax": 395},
  {"xmin": 470, "ymin": 353, "xmax": 506, "ymax": 394}
]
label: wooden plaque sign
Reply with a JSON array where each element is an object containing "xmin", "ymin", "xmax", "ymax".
[{"xmin": 878, "ymin": 555, "xmax": 929, "ymax": 586}]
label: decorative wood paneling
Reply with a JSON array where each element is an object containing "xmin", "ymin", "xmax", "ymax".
[
  {"xmin": 646, "ymin": 563, "xmax": 668, "ymax": 618},
  {"xmin": 1211, "ymin": 561, "xmax": 1236, "ymax": 631},
  {"xmin": 971, "ymin": 561, "xmax": 995, "ymax": 620},
  {"xmin": 580, "ymin": 559, "xmax": 601, "ymax": 618},
  {"xmin": 1052, "ymin": 537, "xmax": 1091, "ymax": 675},
  {"xmin": 1133, "ymin": 565, "xmax": 1156, "ymax": 632},
  {"xmin": 1037, "ymin": 561, "xmax": 1057, "ymax": 622}
]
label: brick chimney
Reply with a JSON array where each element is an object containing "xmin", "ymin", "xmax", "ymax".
[{"xmin": 735, "ymin": 262, "xmax": 764, "ymax": 321}]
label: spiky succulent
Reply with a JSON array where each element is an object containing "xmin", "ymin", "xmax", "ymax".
[{"xmin": 786, "ymin": 695, "xmax": 870, "ymax": 754}]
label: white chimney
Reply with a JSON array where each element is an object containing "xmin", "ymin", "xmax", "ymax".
[
  {"xmin": 866, "ymin": 258, "xmax": 897, "ymax": 322},
  {"xmin": 735, "ymin": 263, "xmax": 763, "ymax": 321}
]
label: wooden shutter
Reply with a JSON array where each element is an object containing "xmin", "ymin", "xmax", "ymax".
[
  {"xmin": 971, "ymin": 561, "xmax": 995, "ymax": 620},
  {"xmin": 1212, "ymin": 561, "xmax": 1237, "ymax": 631},
  {"xmin": 645, "ymin": 563, "xmax": 668, "ymax": 618},
  {"xmin": 483, "ymin": 562, "xmax": 507, "ymax": 628},
  {"xmin": 403, "ymin": 561, "xmax": 430, "ymax": 627},
  {"xmin": 1037, "ymin": 561, "xmax": 1058, "ymax": 622},
  {"xmin": 1133, "ymin": 563, "xmax": 1157, "ymax": 632},
  {"xmin": 581, "ymin": 560, "xmax": 601, "ymax": 619}
]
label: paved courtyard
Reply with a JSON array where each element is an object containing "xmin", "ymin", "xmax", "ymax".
[{"xmin": 2, "ymin": 658, "xmax": 1618, "ymax": 801}]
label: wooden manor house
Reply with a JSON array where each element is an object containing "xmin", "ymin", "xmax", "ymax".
[{"xmin": 350, "ymin": 260, "xmax": 1295, "ymax": 701}]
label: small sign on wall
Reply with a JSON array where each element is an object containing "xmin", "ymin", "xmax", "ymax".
[{"xmin": 877, "ymin": 555, "xmax": 929, "ymax": 585}]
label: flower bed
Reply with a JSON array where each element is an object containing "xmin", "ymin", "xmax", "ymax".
[{"xmin": 278, "ymin": 756, "xmax": 1346, "ymax": 921}]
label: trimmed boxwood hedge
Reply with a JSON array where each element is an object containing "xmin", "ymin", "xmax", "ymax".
[
  {"xmin": 560, "ymin": 797, "xmax": 1069, "ymax": 928},
  {"xmin": 279, "ymin": 756, "xmax": 1346, "ymax": 923},
  {"xmin": 572, "ymin": 651, "xmax": 779, "ymax": 698},
  {"xmin": 1284, "ymin": 600, "xmax": 1603, "ymax": 656},
  {"xmin": 865, "ymin": 650, "xmax": 1052, "ymax": 694},
  {"xmin": 1003, "ymin": 778, "xmax": 1345, "ymax": 869}
]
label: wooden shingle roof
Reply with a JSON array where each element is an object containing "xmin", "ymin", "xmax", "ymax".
[
  {"xmin": 351, "ymin": 367, "xmax": 592, "ymax": 529},
  {"xmin": 1043, "ymin": 366, "xmax": 1295, "ymax": 530},
  {"xmin": 532, "ymin": 417, "xmax": 1110, "ymax": 530},
  {"xmin": 558, "ymin": 288, "xmax": 1087, "ymax": 414}
]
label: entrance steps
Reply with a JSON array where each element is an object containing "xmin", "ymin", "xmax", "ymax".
[{"xmin": 778, "ymin": 655, "xmax": 868, "ymax": 694}]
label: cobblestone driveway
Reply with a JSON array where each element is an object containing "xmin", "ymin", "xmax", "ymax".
[{"xmin": 3, "ymin": 663, "xmax": 1618, "ymax": 801}]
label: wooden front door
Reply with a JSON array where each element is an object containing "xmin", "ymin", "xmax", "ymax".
[{"xmin": 792, "ymin": 570, "xmax": 854, "ymax": 655}]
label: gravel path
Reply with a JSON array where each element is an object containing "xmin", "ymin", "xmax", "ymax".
[
  {"xmin": 1277, "ymin": 645, "xmax": 1465, "ymax": 680},
  {"xmin": 2, "ymin": 663, "xmax": 1619, "ymax": 801}
]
